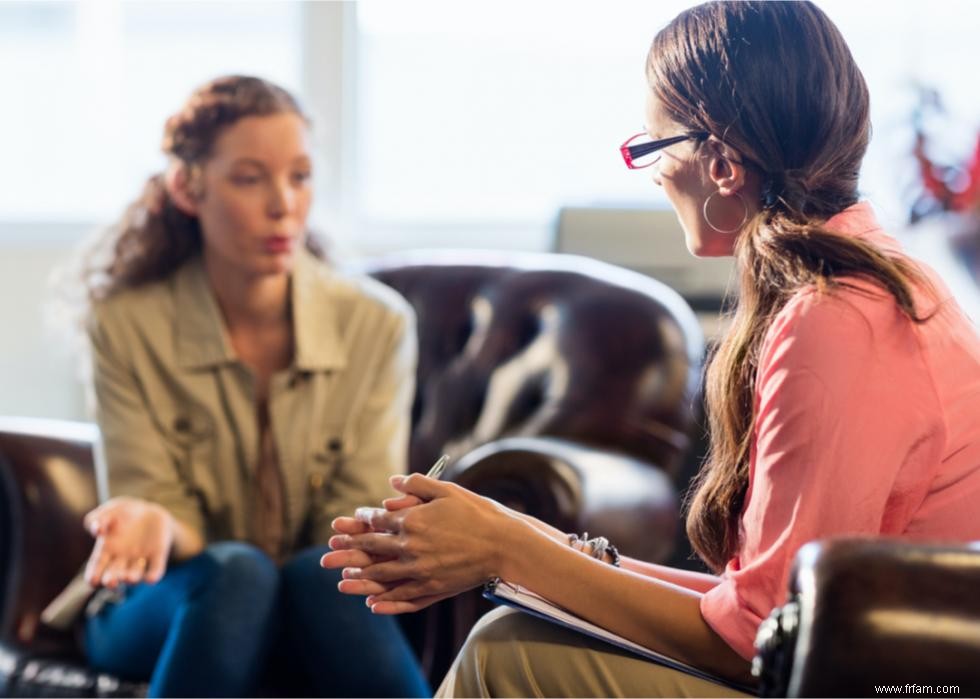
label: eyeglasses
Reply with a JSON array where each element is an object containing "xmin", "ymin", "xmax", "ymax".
[{"xmin": 620, "ymin": 131, "xmax": 708, "ymax": 169}]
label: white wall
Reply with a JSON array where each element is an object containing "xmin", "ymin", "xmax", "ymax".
[{"xmin": 0, "ymin": 224, "xmax": 92, "ymax": 420}]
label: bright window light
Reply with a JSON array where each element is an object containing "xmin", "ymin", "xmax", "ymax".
[
  {"xmin": 353, "ymin": 0, "xmax": 980, "ymax": 229},
  {"xmin": 0, "ymin": 1, "xmax": 302, "ymax": 221}
]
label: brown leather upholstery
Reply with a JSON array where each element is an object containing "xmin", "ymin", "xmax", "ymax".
[
  {"xmin": 0, "ymin": 419, "xmax": 98, "ymax": 654},
  {"xmin": 0, "ymin": 418, "xmax": 144, "ymax": 696},
  {"xmin": 367, "ymin": 251, "xmax": 704, "ymax": 481},
  {"xmin": 0, "ymin": 250, "xmax": 705, "ymax": 694},
  {"xmin": 754, "ymin": 538, "xmax": 980, "ymax": 697}
]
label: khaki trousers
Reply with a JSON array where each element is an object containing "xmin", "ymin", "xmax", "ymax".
[{"xmin": 436, "ymin": 607, "xmax": 754, "ymax": 698}]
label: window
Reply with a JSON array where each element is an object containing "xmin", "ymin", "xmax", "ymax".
[
  {"xmin": 0, "ymin": 1, "xmax": 302, "ymax": 221},
  {"xmin": 351, "ymin": 0, "xmax": 980, "ymax": 246},
  {"xmin": 353, "ymin": 0, "xmax": 690, "ymax": 232},
  {"xmin": 819, "ymin": 0, "xmax": 980, "ymax": 227},
  {"xmin": 4, "ymin": 1, "xmax": 980, "ymax": 240}
]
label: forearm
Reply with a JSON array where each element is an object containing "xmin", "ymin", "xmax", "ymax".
[
  {"xmin": 518, "ymin": 511, "xmax": 567, "ymax": 542},
  {"xmin": 517, "ymin": 512, "xmax": 720, "ymax": 593},
  {"xmin": 620, "ymin": 557, "xmax": 721, "ymax": 594},
  {"xmin": 500, "ymin": 520, "xmax": 754, "ymax": 686}
]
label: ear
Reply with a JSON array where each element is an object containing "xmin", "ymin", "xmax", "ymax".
[
  {"xmin": 164, "ymin": 163, "xmax": 201, "ymax": 217},
  {"xmin": 704, "ymin": 139, "xmax": 749, "ymax": 197}
]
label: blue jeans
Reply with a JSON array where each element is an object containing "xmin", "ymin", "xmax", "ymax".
[{"xmin": 84, "ymin": 542, "xmax": 430, "ymax": 698}]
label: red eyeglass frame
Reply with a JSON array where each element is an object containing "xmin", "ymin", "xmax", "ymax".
[{"xmin": 620, "ymin": 131, "xmax": 708, "ymax": 169}]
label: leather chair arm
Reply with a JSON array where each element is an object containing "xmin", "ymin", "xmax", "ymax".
[
  {"xmin": 753, "ymin": 538, "xmax": 980, "ymax": 697},
  {"xmin": 447, "ymin": 435, "xmax": 679, "ymax": 570}
]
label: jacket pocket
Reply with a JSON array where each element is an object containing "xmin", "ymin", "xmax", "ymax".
[
  {"xmin": 308, "ymin": 422, "xmax": 357, "ymax": 499},
  {"xmin": 156, "ymin": 404, "xmax": 217, "ymax": 511}
]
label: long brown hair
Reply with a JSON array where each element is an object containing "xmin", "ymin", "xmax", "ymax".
[
  {"xmin": 80, "ymin": 74, "xmax": 324, "ymax": 303},
  {"xmin": 648, "ymin": 2, "xmax": 935, "ymax": 571}
]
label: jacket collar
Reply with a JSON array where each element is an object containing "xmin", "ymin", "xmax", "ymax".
[
  {"xmin": 175, "ymin": 248, "xmax": 347, "ymax": 372},
  {"xmin": 291, "ymin": 248, "xmax": 347, "ymax": 372}
]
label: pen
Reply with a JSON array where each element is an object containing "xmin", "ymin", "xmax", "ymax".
[{"xmin": 425, "ymin": 453, "xmax": 450, "ymax": 480}]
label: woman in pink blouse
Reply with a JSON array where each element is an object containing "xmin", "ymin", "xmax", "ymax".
[{"xmin": 322, "ymin": 1, "xmax": 980, "ymax": 695}]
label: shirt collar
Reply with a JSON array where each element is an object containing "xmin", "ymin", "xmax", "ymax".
[
  {"xmin": 175, "ymin": 248, "xmax": 347, "ymax": 372},
  {"xmin": 822, "ymin": 200, "xmax": 903, "ymax": 254}
]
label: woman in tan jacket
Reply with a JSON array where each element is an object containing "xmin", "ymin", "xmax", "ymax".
[{"xmin": 77, "ymin": 75, "xmax": 428, "ymax": 697}]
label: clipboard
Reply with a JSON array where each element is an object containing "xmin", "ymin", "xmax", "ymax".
[{"xmin": 483, "ymin": 578, "xmax": 755, "ymax": 694}]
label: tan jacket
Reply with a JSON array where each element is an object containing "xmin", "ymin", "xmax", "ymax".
[{"xmin": 88, "ymin": 249, "xmax": 417, "ymax": 549}]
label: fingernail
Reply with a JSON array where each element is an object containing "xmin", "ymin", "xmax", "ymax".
[
  {"xmin": 343, "ymin": 567, "xmax": 362, "ymax": 579},
  {"xmin": 389, "ymin": 475, "xmax": 405, "ymax": 486}
]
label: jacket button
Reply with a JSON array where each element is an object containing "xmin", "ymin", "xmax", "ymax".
[{"xmin": 309, "ymin": 473, "xmax": 324, "ymax": 489}]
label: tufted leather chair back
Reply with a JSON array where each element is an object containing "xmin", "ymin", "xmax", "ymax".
[{"xmin": 366, "ymin": 251, "xmax": 703, "ymax": 479}]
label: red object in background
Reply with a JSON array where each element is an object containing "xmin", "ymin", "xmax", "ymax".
[{"xmin": 914, "ymin": 131, "xmax": 980, "ymax": 213}]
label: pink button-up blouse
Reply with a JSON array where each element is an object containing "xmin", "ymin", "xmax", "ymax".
[{"xmin": 700, "ymin": 202, "xmax": 980, "ymax": 660}]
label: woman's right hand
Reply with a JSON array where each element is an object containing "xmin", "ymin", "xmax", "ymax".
[{"xmin": 83, "ymin": 496, "xmax": 175, "ymax": 588}]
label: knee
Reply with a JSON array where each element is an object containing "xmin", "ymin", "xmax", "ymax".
[
  {"xmin": 183, "ymin": 541, "xmax": 279, "ymax": 603},
  {"xmin": 279, "ymin": 547, "xmax": 374, "ymax": 623},
  {"xmin": 445, "ymin": 608, "xmax": 547, "ymax": 698},
  {"xmin": 280, "ymin": 546, "xmax": 338, "ymax": 591},
  {"xmin": 456, "ymin": 607, "xmax": 526, "ymax": 668}
]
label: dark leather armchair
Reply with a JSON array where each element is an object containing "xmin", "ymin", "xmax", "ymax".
[
  {"xmin": 0, "ymin": 250, "xmax": 704, "ymax": 696},
  {"xmin": 753, "ymin": 538, "xmax": 980, "ymax": 697}
]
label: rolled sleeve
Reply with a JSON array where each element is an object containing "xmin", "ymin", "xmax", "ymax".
[{"xmin": 701, "ymin": 576, "xmax": 764, "ymax": 661}]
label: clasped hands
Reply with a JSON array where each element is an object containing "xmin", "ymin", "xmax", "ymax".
[{"xmin": 321, "ymin": 473, "xmax": 529, "ymax": 614}]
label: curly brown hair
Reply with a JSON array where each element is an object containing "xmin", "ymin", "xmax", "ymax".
[
  {"xmin": 647, "ymin": 2, "xmax": 936, "ymax": 572},
  {"xmin": 81, "ymin": 74, "xmax": 324, "ymax": 303}
]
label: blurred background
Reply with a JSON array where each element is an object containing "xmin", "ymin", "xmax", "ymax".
[{"xmin": 3, "ymin": 0, "xmax": 980, "ymax": 420}]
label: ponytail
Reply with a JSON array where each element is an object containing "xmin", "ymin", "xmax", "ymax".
[{"xmin": 686, "ymin": 209, "xmax": 936, "ymax": 571}]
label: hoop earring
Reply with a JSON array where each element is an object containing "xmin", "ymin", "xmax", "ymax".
[{"xmin": 702, "ymin": 191, "xmax": 748, "ymax": 234}]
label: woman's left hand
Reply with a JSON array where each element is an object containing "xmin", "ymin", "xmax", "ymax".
[
  {"xmin": 321, "ymin": 473, "xmax": 530, "ymax": 614},
  {"xmin": 321, "ymin": 488, "xmax": 422, "ymax": 575}
]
